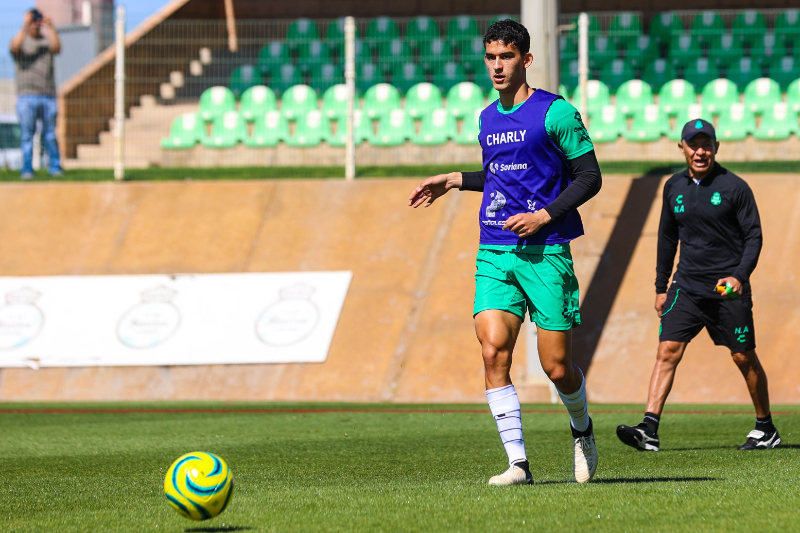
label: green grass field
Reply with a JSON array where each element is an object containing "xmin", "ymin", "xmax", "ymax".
[{"xmin": 1, "ymin": 403, "xmax": 798, "ymax": 532}]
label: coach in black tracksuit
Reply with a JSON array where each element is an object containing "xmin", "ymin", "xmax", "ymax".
[{"xmin": 616, "ymin": 119, "xmax": 781, "ymax": 452}]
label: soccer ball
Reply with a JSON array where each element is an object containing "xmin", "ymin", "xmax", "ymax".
[{"xmin": 164, "ymin": 451, "xmax": 234, "ymax": 520}]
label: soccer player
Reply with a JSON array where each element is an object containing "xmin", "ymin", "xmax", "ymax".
[
  {"xmin": 408, "ymin": 20, "xmax": 602, "ymax": 485},
  {"xmin": 616, "ymin": 119, "xmax": 781, "ymax": 451}
]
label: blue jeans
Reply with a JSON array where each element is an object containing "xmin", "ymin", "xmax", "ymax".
[{"xmin": 16, "ymin": 94, "xmax": 62, "ymax": 175}]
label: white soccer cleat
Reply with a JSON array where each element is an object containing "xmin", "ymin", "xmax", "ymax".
[
  {"xmin": 573, "ymin": 419, "xmax": 598, "ymax": 483},
  {"xmin": 488, "ymin": 462, "xmax": 534, "ymax": 486}
]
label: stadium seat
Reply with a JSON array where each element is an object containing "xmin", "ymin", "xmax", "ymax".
[
  {"xmin": 310, "ymin": 63, "xmax": 343, "ymax": 93},
  {"xmin": 754, "ymin": 102, "xmax": 798, "ymax": 140},
  {"xmin": 285, "ymin": 110, "xmax": 330, "ymax": 147},
  {"xmin": 589, "ymin": 36, "xmax": 618, "ymax": 72},
  {"xmin": 743, "ymin": 78, "xmax": 782, "ymax": 115},
  {"xmin": 446, "ymin": 82, "xmax": 485, "ymax": 119},
  {"xmin": 641, "ymin": 58, "xmax": 677, "ymax": 92},
  {"xmin": 709, "ymin": 33, "xmax": 744, "ymax": 70},
  {"xmin": 489, "ymin": 14, "xmax": 519, "ymax": 26},
  {"xmin": 486, "ymin": 87, "xmax": 500, "ymax": 103},
  {"xmin": 558, "ymin": 84, "xmax": 570, "ymax": 98},
  {"xmin": 775, "ymin": 9, "xmax": 800, "ymax": 48},
  {"xmin": 405, "ymin": 82, "xmax": 444, "ymax": 119},
  {"xmin": 627, "ymin": 35, "xmax": 659, "ymax": 73},
  {"xmin": 659, "ymin": 79, "xmax": 697, "ymax": 116},
  {"xmin": 668, "ymin": 34, "xmax": 702, "ymax": 70},
  {"xmin": 363, "ymin": 83, "xmax": 401, "ymax": 119},
  {"xmin": 240, "ymin": 86, "xmax": 277, "ymax": 121},
  {"xmin": 608, "ymin": 12, "xmax": 642, "ymax": 50},
  {"xmin": 447, "ymin": 15, "xmax": 481, "ymax": 48},
  {"xmin": 561, "ymin": 36, "xmax": 578, "ymax": 61},
  {"xmin": 668, "ymin": 103, "xmax": 713, "ymax": 141},
  {"xmin": 649, "ymin": 12, "xmax": 685, "ymax": 47},
  {"xmin": 419, "ymin": 38, "xmax": 450, "ymax": 75},
  {"xmin": 684, "ymin": 58, "xmax": 722, "ymax": 92},
  {"xmin": 297, "ymin": 40, "xmax": 331, "ymax": 73},
  {"xmin": 701, "ymin": 79, "xmax": 741, "ymax": 115},
  {"xmin": 690, "ymin": 11, "xmax": 726, "ymax": 45},
  {"xmin": 199, "ymin": 86, "xmax": 236, "ymax": 121},
  {"xmin": 161, "ymin": 113, "xmax": 204, "ymax": 149},
  {"xmin": 412, "ymin": 108, "xmax": 456, "ymax": 145},
  {"xmin": 257, "ymin": 41, "xmax": 285, "ymax": 75},
  {"xmin": 321, "ymin": 84, "xmax": 350, "ymax": 119},
  {"xmin": 201, "ymin": 111, "xmax": 246, "ymax": 148},
  {"xmin": 569, "ymin": 14, "xmax": 601, "ymax": 38},
  {"xmin": 453, "ymin": 107, "xmax": 481, "ymax": 145},
  {"xmin": 599, "ymin": 59, "xmax": 635, "ymax": 93},
  {"xmin": 329, "ymin": 38, "xmax": 372, "ymax": 64},
  {"xmin": 624, "ymin": 104, "xmax": 668, "ymax": 142},
  {"xmin": 280, "ymin": 84, "xmax": 318, "ymax": 121},
  {"xmin": 391, "ymin": 62, "xmax": 424, "ymax": 94},
  {"xmin": 243, "ymin": 110, "xmax": 289, "ymax": 147},
  {"xmin": 572, "ymin": 80, "xmax": 611, "ymax": 113},
  {"xmin": 325, "ymin": 17, "xmax": 359, "ymax": 55},
  {"xmin": 356, "ymin": 63, "xmax": 385, "ymax": 94},
  {"xmin": 265, "ymin": 64, "xmax": 303, "ymax": 95},
  {"xmin": 327, "ymin": 110, "xmax": 374, "ymax": 146},
  {"xmin": 732, "ymin": 10, "xmax": 767, "ymax": 48},
  {"xmin": 366, "ymin": 17, "xmax": 400, "ymax": 50},
  {"xmin": 588, "ymin": 105, "xmax": 622, "ymax": 143},
  {"xmin": 406, "ymin": 16, "xmax": 440, "ymax": 52},
  {"xmin": 751, "ymin": 33, "xmax": 787, "ymax": 70},
  {"xmin": 458, "ymin": 37, "xmax": 487, "ymax": 73},
  {"xmin": 378, "ymin": 39, "xmax": 413, "ymax": 74},
  {"xmin": 372, "ymin": 109, "xmax": 413, "ymax": 146},
  {"xmin": 715, "ymin": 103, "xmax": 756, "ymax": 140},
  {"xmin": 616, "ymin": 80, "xmax": 654, "ymax": 116},
  {"xmin": 560, "ymin": 59, "xmax": 579, "ymax": 94},
  {"xmin": 228, "ymin": 65, "xmax": 261, "ymax": 99},
  {"xmin": 286, "ymin": 18, "xmax": 320, "ymax": 51},
  {"xmin": 769, "ymin": 56, "xmax": 800, "ymax": 90},
  {"xmin": 432, "ymin": 62, "xmax": 467, "ymax": 93},
  {"xmin": 787, "ymin": 79, "xmax": 800, "ymax": 113},
  {"xmin": 727, "ymin": 57, "xmax": 761, "ymax": 91}
]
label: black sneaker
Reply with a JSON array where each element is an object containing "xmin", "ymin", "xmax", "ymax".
[
  {"xmin": 616, "ymin": 423, "xmax": 660, "ymax": 451},
  {"xmin": 738, "ymin": 429, "xmax": 781, "ymax": 450}
]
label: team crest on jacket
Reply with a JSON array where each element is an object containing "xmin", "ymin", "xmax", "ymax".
[{"xmin": 711, "ymin": 192, "xmax": 722, "ymax": 205}]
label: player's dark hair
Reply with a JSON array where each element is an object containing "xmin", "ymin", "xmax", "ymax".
[{"xmin": 483, "ymin": 19, "xmax": 530, "ymax": 55}]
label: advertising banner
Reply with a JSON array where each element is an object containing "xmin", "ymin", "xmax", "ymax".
[{"xmin": 0, "ymin": 272, "xmax": 352, "ymax": 368}]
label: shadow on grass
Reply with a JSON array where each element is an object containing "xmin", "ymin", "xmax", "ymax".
[
  {"xmin": 667, "ymin": 444, "xmax": 799, "ymax": 451},
  {"xmin": 185, "ymin": 527, "xmax": 252, "ymax": 532},
  {"xmin": 538, "ymin": 476, "xmax": 716, "ymax": 485}
]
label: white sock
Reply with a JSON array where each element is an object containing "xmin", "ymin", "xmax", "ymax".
[
  {"xmin": 556, "ymin": 370, "xmax": 590, "ymax": 432},
  {"xmin": 486, "ymin": 385, "xmax": 527, "ymax": 465}
]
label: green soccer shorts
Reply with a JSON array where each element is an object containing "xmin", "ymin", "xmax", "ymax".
[{"xmin": 473, "ymin": 247, "xmax": 581, "ymax": 330}]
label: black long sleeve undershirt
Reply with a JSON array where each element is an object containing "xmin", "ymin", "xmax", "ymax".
[{"xmin": 459, "ymin": 150, "xmax": 603, "ymax": 220}]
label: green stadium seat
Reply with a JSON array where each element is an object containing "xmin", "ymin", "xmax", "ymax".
[
  {"xmin": 769, "ymin": 56, "xmax": 800, "ymax": 90},
  {"xmin": 599, "ymin": 59, "xmax": 635, "ymax": 93},
  {"xmin": 572, "ymin": 80, "xmax": 611, "ymax": 113},
  {"xmin": 286, "ymin": 18, "xmax": 320, "ymax": 51},
  {"xmin": 715, "ymin": 103, "xmax": 756, "ymax": 140},
  {"xmin": 588, "ymin": 105, "xmax": 622, "ymax": 143},
  {"xmin": 446, "ymin": 81, "xmax": 485, "ymax": 119},
  {"xmin": 616, "ymin": 80, "xmax": 654, "ymax": 116},
  {"xmin": 325, "ymin": 18, "xmax": 359, "ymax": 55},
  {"xmin": 243, "ymin": 110, "xmax": 289, "ymax": 148},
  {"xmin": 419, "ymin": 38, "xmax": 450, "ymax": 75},
  {"xmin": 726, "ymin": 57, "xmax": 761, "ymax": 91},
  {"xmin": 310, "ymin": 63, "xmax": 343, "ymax": 93},
  {"xmin": 668, "ymin": 103, "xmax": 715, "ymax": 141},
  {"xmin": 297, "ymin": 40, "xmax": 331, "ymax": 73},
  {"xmin": 743, "ymin": 78, "xmax": 782, "ymax": 115},
  {"xmin": 391, "ymin": 62, "xmax": 424, "ymax": 94},
  {"xmin": 329, "ymin": 38, "xmax": 372, "ymax": 64},
  {"xmin": 240, "ymin": 86, "xmax": 277, "ymax": 122},
  {"xmin": 405, "ymin": 82, "xmax": 444, "ymax": 119},
  {"xmin": 561, "ymin": 36, "xmax": 578, "ymax": 62},
  {"xmin": 161, "ymin": 113, "xmax": 204, "ymax": 149},
  {"xmin": 363, "ymin": 83, "xmax": 401, "ymax": 119},
  {"xmin": 776, "ymin": 9, "xmax": 800, "ymax": 48},
  {"xmin": 432, "ymin": 62, "xmax": 467, "ymax": 93},
  {"xmin": 690, "ymin": 11, "xmax": 726, "ymax": 45},
  {"xmin": 447, "ymin": 15, "xmax": 481, "ymax": 48},
  {"xmin": 366, "ymin": 17, "xmax": 400, "ymax": 47},
  {"xmin": 560, "ymin": 59, "xmax": 579, "ymax": 94},
  {"xmin": 453, "ymin": 107, "xmax": 481, "ymax": 145},
  {"xmin": 701, "ymin": 79, "xmax": 740, "ymax": 115},
  {"xmin": 372, "ymin": 109, "xmax": 413, "ymax": 146},
  {"xmin": 458, "ymin": 37, "xmax": 487, "ymax": 73},
  {"xmin": 199, "ymin": 86, "xmax": 236, "ymax": 121},
  {"xmin": 257, "ymin": 41, "xmax": 285, "ymax": 75},
  {"xmin": 356, "ymin": 63, "xmax": 385, "ymax": 94},
  {"xmin": 265, "ymin": 64, "xmax": 303, "ymax": 95},
  {"xmin": 202, "ymin": 111, "xmax": 246, "ymax": 148},
  {"xmin": 624, "ymin": 104, "xmax": 667, "ymax": 142},
  {"xmin": 321, "ymin": 84, "xmax": 351, "ymax": 119},
  {"xmin": 406, "ymin": 16, "xmax": 440, "ymax": 51},
  {"xmin": 229, "ymin": 65, "xmax": 261, "ymax": 99},
  {"xmin": 608, "ymin": 12, "xmax": 642, "ymax": 50},
  {"xmin": 568, "ymin": 14, "xmax": 601, "ymax": 38},
  {"xmin": 668, "ymin": 34, "xmax": 702, "ymax": 70},
  {"xmin": 732, "ymin": 10, "xmax": 767, "ymax": 48},
  {"xmin": 641, "ymin": 58, "xmax": 677, "ymax": 92},
  {"xmin": 627, "ymin": 35, "xmax": 659, "ymax": 73},
  {"xmin": 280, "ymin": 84, "xmax": 318, "ymax": 121},
  {"xmin": 412, "ymin": 108, "xmax": 456, "ymax": 145},
  {"xmin": 285, "ymin": 110, "xmax": 330, "ymax": 147},
  {"xmin": 589, "ymin": 36, "xmax": 618, "ymax": 72},
  {"xmin": 327, "ymin": 110, "xmax": 374, "ymax": 146},
  {"xmin": 558, "ymin": 84, "xmax": 570, "ymax": 99},
  {"xmin": 684, "ymin": 58, "xmax": 721, "ymax": 92},
  {"xmin": 787, "ymin": 79, "xmax": 800, "ymax": 113},
  {"xmin": 754, "ymin": 103, "xmax": 798, "ymax": 140},
  {"xmin": 659, "ymin": 79, "xmax": 696, "ymax": 116},
  {"xmin": 649, "ymin": 12, "xmax": 685, "ymax": 47},
  {"xmin": 378, "ymin": 39, "xmax": 413, "ymax": 74},
  {"xmin": 489, "ymin": 14, "xmax": 519, "ymax": 26},
  {"xmin": 751, "ymin": 33, "xmax": 787, "ymax": 69},
  {"xmin": 708, "ymin": 33, "xmax": 744, "ymax": 70}
]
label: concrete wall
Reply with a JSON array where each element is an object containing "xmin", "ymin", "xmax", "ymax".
[{"xmin": 0, "ymin": 175, "xmax": 797, "ymax": 404}]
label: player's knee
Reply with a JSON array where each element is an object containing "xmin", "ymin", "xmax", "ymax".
[
  {"xmin": 480, "ymin": 341, "xmax": 505, "ymax": 367},
  {"xmin": 731, "ymin": 350, "xmax": 758, "ymax": 368},
  {"xmin": 656, "ymin": 342, "xmax": 683, "ymax": 365}
]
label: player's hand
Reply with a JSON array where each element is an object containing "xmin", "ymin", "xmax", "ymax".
[
  {"xmin": 502, "ymin": 210, "xmax": 552, "ymax": 238},
  {"xmin": 43, "ymin": 16, "xmax": 53, "ymax": 27},
  {"xmin": 408, "ymin": 172, "xmax": 459, "ymax": 208},
  {"xmin": 655, "ymin": 293, "xmax": 668, "ymax": 317},
  {"xmin": 716, "ymin": 276, "xmax": 742, "ymax": 298}
]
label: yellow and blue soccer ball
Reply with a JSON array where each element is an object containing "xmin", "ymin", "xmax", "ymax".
[{"xmin": 164, "ymin": 452, "xmax": 234, "ymax": 520}]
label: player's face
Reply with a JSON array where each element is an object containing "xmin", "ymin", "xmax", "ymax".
[
  {"xmin": 680, "ymin": 134, "xmax": 719, "ymax": 175},
  {"xmin": 484, "ymin": 41, "xmax": 533, "ymax": 93}
]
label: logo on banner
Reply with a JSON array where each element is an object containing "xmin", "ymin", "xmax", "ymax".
[
  {"xmin": 117, "ymin": 286, "xmax": 181, "ymax": 349},
  {"xmin": 0, "ymin": 287, "xmax": 44, "ymax": 350},
  {"xmin": 256, "ymin": 284, "xmax": 320, "ymax": 346}
]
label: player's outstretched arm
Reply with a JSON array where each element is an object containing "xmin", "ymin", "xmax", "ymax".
[{"xmin": 408, "ymin": 172, "xmax": 463, "ymax": 208}]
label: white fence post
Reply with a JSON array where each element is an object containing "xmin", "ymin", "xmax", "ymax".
[
  {"xmin": 344, "ymin": 16, "xmax": 356, "ymax": 181},
  {"xmin": 113, "ymin": 5, "xmax": 125, "ymax": 181},
  {"xmin": 578, "ymin": 12, "xmax": 589, "ymax": 120}
]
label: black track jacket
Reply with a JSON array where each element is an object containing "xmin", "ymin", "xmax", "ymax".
[{"xmin": 656, "ymin": 163, "xmax": 762, "ymax": 298}]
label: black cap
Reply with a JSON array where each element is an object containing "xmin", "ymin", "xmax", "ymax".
[
  {"xmin": 681, "ymin": 118, "xmax": 715, "ymax": 142},
  {"xmin": 30, "ymin": 9, "xmax": 43, "ymax": 20}
]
